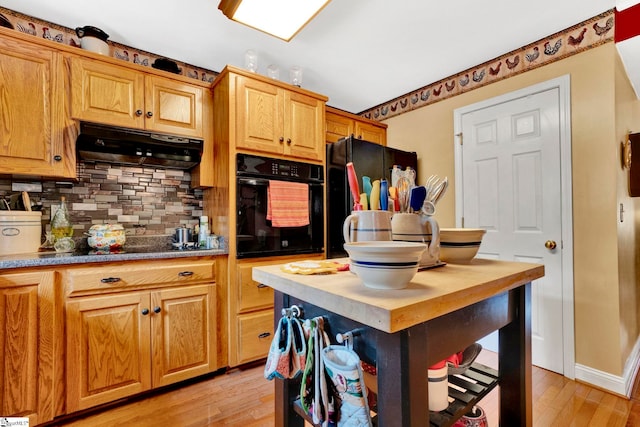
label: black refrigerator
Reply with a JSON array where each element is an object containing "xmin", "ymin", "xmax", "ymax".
[{"xmin": 326, "ymin": 135, "xmax": 418, "ymax": 258}]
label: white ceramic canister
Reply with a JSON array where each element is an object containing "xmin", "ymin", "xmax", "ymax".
[
  {"xmin": 75, "ymin": 26, "xmax": 110, "ymax": 55},
  {"xmin": 342, "ymin": 210, "xmax": 393, "ymax": 243},
  {"xmin": 391, "ymin": 212, "xmax": 440, "ymax": 267},
  {"xmin": 0, "ymin": 211, "xmax": 42, "ymax": 255}
]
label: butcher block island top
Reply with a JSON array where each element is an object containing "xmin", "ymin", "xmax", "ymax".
[{"xmin": 252, "ymin": 258, "xmax": 544, "ymax": 333}]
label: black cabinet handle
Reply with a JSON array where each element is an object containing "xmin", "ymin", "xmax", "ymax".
[
  {"xmin": 257, "ymin": 283, "xmax": 268, "ymax": 289},
  {"xmin": 53, "ymin": 155, "xmax": 62, "ymax": 161},
  {"xmin": 286, "ymin": 138, "xmax": 291, "ymax": 145},
  {"xmin": 100, "ymin": 277, "xmax": 121, "ymax": 283},
  {"xmin": 135, "ymin": 109, "xmax": 143, "ymax": 116},
  {"xmin": 178, "ymin": 271, "xmax": 194, "ymax": 277},
  {"xmin": 153, "ymin": 306, "xmax": 162, "ymax": 314},
  {"xmin": 141, "ymin": 308, "xmax": 150, "ymax": 315},
  {"xmin": 279, "ymin": 136, "xmax": 284, "ymax": 143},
  {"xmin": 258, "ymin": 332, "xmax": 271, "ymax": 339},
  {"xmin": 146, "ymin": 111, "xmax": 153, "ymax": 118}
]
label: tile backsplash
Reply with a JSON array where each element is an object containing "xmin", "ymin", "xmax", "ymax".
[{"xmin": 0, "ymin": 161, "xmax": 203, "ymax": 238}]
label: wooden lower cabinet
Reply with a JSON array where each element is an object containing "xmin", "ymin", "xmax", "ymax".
[
  {"xmin": 66, "ymin": 282, "xmax": 216, "ymax": 412},
  {"xmin": 0, "ymin": 270, "xmax": 57, "ymax": 425}
]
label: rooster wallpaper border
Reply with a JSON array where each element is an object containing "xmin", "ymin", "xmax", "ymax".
[
  {"xmin": 0, "ymin": 6, "xmax": 615, "ymax": 120},
  {"xmin": 359, "ymin": 9, "xmax": 615, "ymax": 121},
  {"xmin": 0, "ymin": 6, "xmax": 219, "ymax": 83}
]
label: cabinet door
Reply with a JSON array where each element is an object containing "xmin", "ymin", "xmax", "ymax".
[
  {"xmin": 151, "ymin": 284, "xmax": 216, "ymax": 387},
  {"xmin": 0, "ymin": 271, "xmax": 55, "ymax": 425},
  {"xmin": 66, "ymin": 292, "xmax": 152, "ymax": 412},
  {"xmin": 0, "ymin": 38, "xmax": 71, "ymax": 177},
  {"xmin": 70, "ymin": 57, "xmax": 145, "ymax": 129},
  {"xmin": 235, "ymin": 75, "xmax": 284, "ymax": 154},
  {"xmin": 145, "ymin": 75, "xmax": 203, "ymax": 138},
  {"xmin": 326, "ymin": 110, "xmax": 354, "ymax": 143},
  {"xmin": 355, "ymin": 121, "xmax": 387, "ymax": 145},
  {"xmin": 285, "ymin": 91, "xmax": 324, "ymax": 161}
]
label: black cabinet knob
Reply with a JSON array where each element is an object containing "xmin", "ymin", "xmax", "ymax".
[
  {"xmin": 53, "ymin": 155, "xmax": 62, "ymax": 161},
  {"xmin": 153, "ymin": 306, "xmax": 162, "ymax": 314},
  {"xmin": 146, "ymin": 111, "xmax": 153, "ymax": 118},
  {"xmin": 141, "ymin": 308, "xmax": 150, "ymax": 315},
  {"xmin": 135, "ymin": 109, "xmax": 143, "ymax": 116}
]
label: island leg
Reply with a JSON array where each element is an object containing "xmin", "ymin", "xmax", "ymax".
[
  {"xmin": 273, "ymin": 291, "xmax": 304, "ymax": 427},
  {"xmin": 499, "ymin": 282, "xmax": 532, "ymax": 426},
  {"xmin": 375, "ymin": 323, "xmax": 430, "ymax": 426}
]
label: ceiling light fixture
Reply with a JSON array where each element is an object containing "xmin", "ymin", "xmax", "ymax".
[{"xmin": 218, "ymin": 0, "xmax": 332, "ymax": 41}]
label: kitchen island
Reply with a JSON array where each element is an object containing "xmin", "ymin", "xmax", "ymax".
[{"xmin": 253, "ymin": 258, "xmax": 544, "ymax": 426}]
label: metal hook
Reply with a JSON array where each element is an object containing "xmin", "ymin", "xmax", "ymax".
[
  {"xmin": 281, "ymin": 304, "xmax": 303, "ymax": 318},
  {"xmin": 336, "ymin": 328, "xmax": 362, "ymax": 350}
]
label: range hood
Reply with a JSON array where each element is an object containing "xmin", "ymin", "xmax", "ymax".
[{"xmin": 76, "ymin": 122, "xmax": 203, "ymax": 170}]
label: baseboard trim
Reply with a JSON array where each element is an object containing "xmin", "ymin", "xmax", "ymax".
[{"xmin": 574, "ymin": 337, "xmax": 640, "ymax": 397}]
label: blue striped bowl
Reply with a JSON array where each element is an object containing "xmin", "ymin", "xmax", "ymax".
[
  {"xmin": 344, "ymin": 241, "xmax": 427, "ymax": 289},
  {"xmin": 439, "ymin": 228, "xmax": 486, "ymax": 263}
]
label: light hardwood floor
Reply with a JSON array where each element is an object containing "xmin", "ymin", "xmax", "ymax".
[{"xmin": 48, "ymin": 351, "xmax": 639, "ymax": 426}]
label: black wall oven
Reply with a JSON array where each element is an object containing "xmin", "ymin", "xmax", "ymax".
[{"xmin": 236, "ymin": 153, "xmax": 324, "ymax": 259}]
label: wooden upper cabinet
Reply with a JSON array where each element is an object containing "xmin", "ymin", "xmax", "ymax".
[
  {"xmin": 325, "ymin": 106, "xmax": 387, "ymax": 146},
  {"xmin": 71, "ymin": 57, "xmax": 204, "ymax": 138},
  {"xmin": 231, "ymin": 69, "xmax": 325, "ymax": 162},
  {"xmin": 0, "ymin": 35, "xmax": 75, "ymax": 178}
]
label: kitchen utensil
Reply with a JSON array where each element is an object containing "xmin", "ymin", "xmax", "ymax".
[
  {"xmin": 380, "ymin": 179, "xmax": 389, "ymax": 211},
  {"xmin": 396, "ymin": 177, "xmax": 410, "ymax": 213},
  {"xmin": 359, "ymin": 193, "xmax": 369, "ymax": 210},
  {"xmin": 343, "ymin": 210, "xmax": 392, "ymax": 243},
  {"xmin": 432, "ymin": 177, "xmax": 449, "ymax": 205},
  {"xmin": 409, "ymin": 186, "xmax": 426, "ymax": 213},
  {"xmin": 362, "ymin": 176, "xmax": 372, "ymax": 207},
  {"xmin": 21, "ymin": 191, "xmax": 31, "ymax": 211},
  {"xmin": 346, "ymin": 162, "xmax": 362, "ymax": 211},
  {"xmin": 370, "ymin": 180, "xmax": 380, "ymax": 210},
  {"xmin": 388, "ymin": 186, "xmax": 399, "ymax": 212}
]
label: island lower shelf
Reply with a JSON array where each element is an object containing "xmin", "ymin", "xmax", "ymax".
[{"xmin": 292, "ymin": 362, "xmax": 499, "ymax": 427}]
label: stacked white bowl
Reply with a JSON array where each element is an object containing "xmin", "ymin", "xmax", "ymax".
[
  {"xmin": 439, "ymin": 228, "xmax": 486, "ymax": 263},
  {"xmin": 344, "ymin": 241, "xmax": 427, "ymax": 289}
]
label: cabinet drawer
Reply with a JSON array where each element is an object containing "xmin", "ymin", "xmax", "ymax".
[
  {"xmin": 65, "ymin": 260, "xmax": 215, "ymax": 295},
  {"xmin": 236, "ymin": 310, "xmax": 274, "ymax": 364},
  {"xmin": 237, "ymin": 263, "xmax": 274, "ymax": 312}
]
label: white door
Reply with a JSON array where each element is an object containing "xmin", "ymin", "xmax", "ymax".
[{"xmin": 454, "ymin": 76, "xmax": 574, "ymax": 376}]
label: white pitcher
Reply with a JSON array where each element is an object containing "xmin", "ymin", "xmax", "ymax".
[
  {"xmin": 343, "ymin": 210, "xmax": 393, "ymax": 243},
  {"xmin": 391, "ymin": 213, "xmax": 440, "ymax": 267}
]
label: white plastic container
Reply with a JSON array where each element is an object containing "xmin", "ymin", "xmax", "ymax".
[
  {"xmin": 428, "ymin": 363, "xmax": 449, "ymax": 412},
  {"xmin": 0, "ymin": 211, "xmax": 42, "ymax": 255}
]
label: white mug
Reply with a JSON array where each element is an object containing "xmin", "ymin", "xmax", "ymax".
[
  {"xmin": 343, "ymin": 210, "xmax": 393, "ymax": 243},
  {"xmin": 391, "ymin": 213, "xmax": 440, "ymax": 267}
]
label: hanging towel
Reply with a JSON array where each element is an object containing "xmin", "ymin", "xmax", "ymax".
[{"xmin": 267, "ymin": 180, "xmax": 310, "ymax": 227}]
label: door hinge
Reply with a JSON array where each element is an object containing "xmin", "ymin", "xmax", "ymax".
[
  {"xmin": 456, "ymin": 132, "xmax": 463, "ymax": 145},
  {"xmin": 461, "ymin": 217, "xmax": 464, "ymax": 228}
]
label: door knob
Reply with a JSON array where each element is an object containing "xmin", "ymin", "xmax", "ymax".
[{"xmin": 545, "ymin": 240, "xmax": 557, "ymax": 250}]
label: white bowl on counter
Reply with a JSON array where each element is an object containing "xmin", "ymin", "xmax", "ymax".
[
  {"xmin": 344, "ymin": 241, "xmax": 427, "ymax": 290},
  {"xmin": 439, "ymin": 228, "xmax": 486, "ymax": 263}
]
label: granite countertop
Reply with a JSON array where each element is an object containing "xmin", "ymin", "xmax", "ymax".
[{"xmin": 0, "ymin": 235, "xmax": 228, "ymax": 269}]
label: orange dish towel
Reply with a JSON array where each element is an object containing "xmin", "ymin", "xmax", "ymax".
[{"xmin": 267, "ymin": 180, "xmax": 310, "ymax": 227}]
